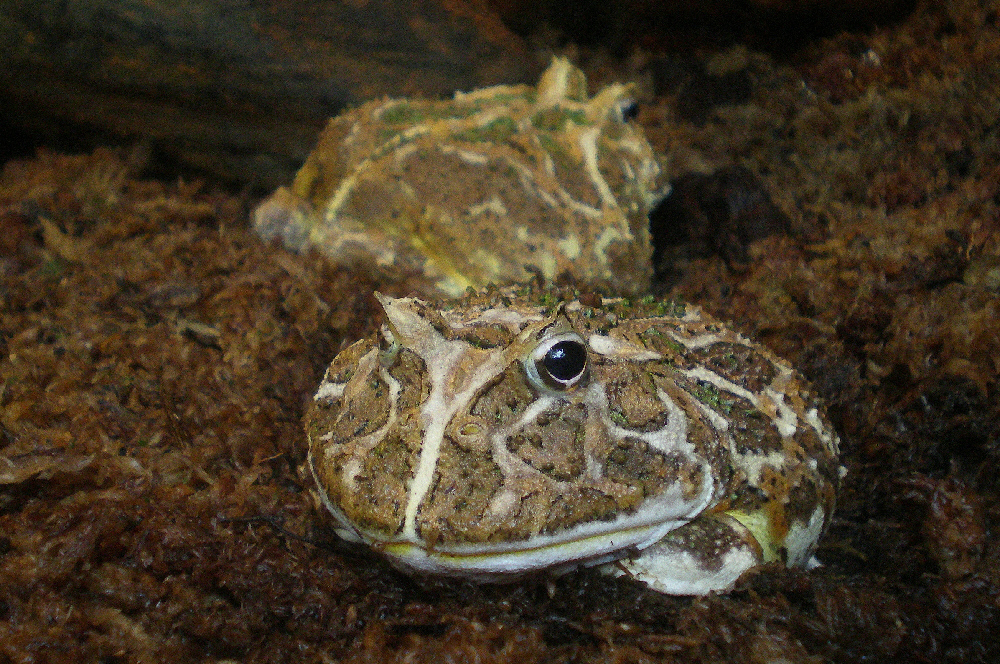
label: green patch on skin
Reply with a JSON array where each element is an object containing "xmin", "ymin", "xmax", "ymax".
[
  {"xmin": 381, "ymin": 103, "xmax": 480, "ymax": 126},
  {"xmin": 531, "ymin": 107, "xmax": 588, "ymax": 131},
  {"xmin": 483, "ymin": 91, "xmax": 535, "ymax": 105},
  {"xmin": 537, "ymin": 291, "xmax": 561, "ymax": 308},
  {"xmin": 718, "ymin": 352, "xmax": 742, "ymax": 370},
  {"xmin": 463, "ymin": 332, "xmax": 504, "ymax": 349},
  {"xmin": 654, "ymin": 299, "xmax": 687, "ymax": 318},
  {"xmin": 537, "ymin": 134, "xmax": 579, "ymax": 171},
  {"xmin": 380, "ymin": 103, "xmax": 421, "ymax": 126},
  {"xmin": 40, "ymin": 257, "xmax": 66, "ymax": 278},
  {"xmin": 456, "ymin": 116, "xmax": 519, "ymax": 143},
  {"xmin": 633, "ymin": 294, "xmax": 689, "ymax": 317},
  {"xmin": 610, "ymin": 297, "xmax": 686, "ymax": 319},
  {"xmin": 642, "ymin": 328, "xmax": 685, "ymax": 356},
  {"xmin": 376, "ymin": 127, "xmax": 408, "ymax": 143},
  {"xmin": 692, "ymin": 381, "xmax": 735, "ymax": 414},
  {"xmin": 600, "ymin": 122, "xmax": 626, "ymax": 141}
]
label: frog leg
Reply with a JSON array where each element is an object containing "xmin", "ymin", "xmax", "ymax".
[{"xmin": 604, "ymin": 512, "xmax": 769, "ymax": 595}]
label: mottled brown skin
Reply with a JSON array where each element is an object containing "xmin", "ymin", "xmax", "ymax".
[
  {"xmin": 307, "ymin": 286, "xmax": 840, "ymax": 594},
  {"xmin": 254, "ymin": 58, "xmax": 667, "ymax": 297}
]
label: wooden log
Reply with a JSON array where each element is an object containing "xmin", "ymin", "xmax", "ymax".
[{"xmin": 0, "ymin": 0, "xmax": 534, "ymax": 187}]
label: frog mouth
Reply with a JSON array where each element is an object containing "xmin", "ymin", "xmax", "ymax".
[
  {"xmin": 312, "ymin": 446, "xmax": 717, "ymax": 580},
  {"xmin": 374, "ymin": 517, "xmax": 696, "ymax": 579}
]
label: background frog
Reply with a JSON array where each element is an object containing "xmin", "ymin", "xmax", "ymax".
[{"xmin": 254, "ymin": 58, "xmax": 668, "ymax": 297}]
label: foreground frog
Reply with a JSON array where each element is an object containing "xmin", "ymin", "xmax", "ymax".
[
  {"xmin": 254, "ymin": 57, "xmax": 666, "ymax": 297},
  {"xmin": 307, "ymin": 286, "xmax": 841, "ymax": 594}
]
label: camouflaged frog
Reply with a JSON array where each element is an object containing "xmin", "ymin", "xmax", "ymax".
[
  {"xmin": 306, "ymin": 286, "xmax": 841, "ymax": 595},
  {"xmin": 253, "ymin": 57, "xmax": 667, "ymax": 297}
]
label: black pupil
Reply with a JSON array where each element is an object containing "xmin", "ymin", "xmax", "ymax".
[
  {"xmin": 542, "ymin": 340, "xmax": 587, "ymax": 382},
  {"xmin": 620, "ymin": 100, "xmax": 639, "ymax": 121}
]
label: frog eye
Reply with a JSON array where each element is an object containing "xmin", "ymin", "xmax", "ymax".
[
  {"xmin": 617, "ymin": 99, "xmax": 639, "ymax": 122},
  {"xmin": 525, "ymin": 332, "xmax": 589, "ymax": 392}
]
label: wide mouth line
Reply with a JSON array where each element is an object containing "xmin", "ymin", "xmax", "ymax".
[{"xmin": 379, "ymin": 518, "xmax": 683, "ymax": 565}]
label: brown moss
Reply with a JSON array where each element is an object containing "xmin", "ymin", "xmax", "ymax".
[{"xmin": 2, "ymin": 1, "xmax": 1000, "ymax": 661}]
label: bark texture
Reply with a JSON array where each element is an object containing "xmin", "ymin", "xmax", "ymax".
[{"xmin": 0, "ymin": 0, "xmax": 533, "ymax": 186}]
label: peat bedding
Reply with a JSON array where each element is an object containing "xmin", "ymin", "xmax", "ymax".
[{"xmin": 2, "ymin": 1, "xmax": 1000, "ymax": 662}]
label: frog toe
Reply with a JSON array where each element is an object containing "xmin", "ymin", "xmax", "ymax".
[{"xmin": 606, "ymin": 514, "xmax": 764, "ymax": 595}]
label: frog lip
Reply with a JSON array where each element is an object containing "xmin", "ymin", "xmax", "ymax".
[
  {"xmin": 311, "ymin": 432, "xmax": 720, "ymax": 577},
  {"xmin": 377, "ymin": 519, "xmax": 688, "ymax": 577}
]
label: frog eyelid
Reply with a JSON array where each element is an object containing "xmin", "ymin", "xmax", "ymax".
[{"xmin": 523, "ymin": 330, "xmax": 590, "ymax": 393}]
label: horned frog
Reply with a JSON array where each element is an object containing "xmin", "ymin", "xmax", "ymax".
[
  {"xmin": 307, "ymin": 285, "xmax": 841, "ymax": 595},
  {"xmin": 253, "ymin": 57, "xmax": 667, "ymax": 297}
]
